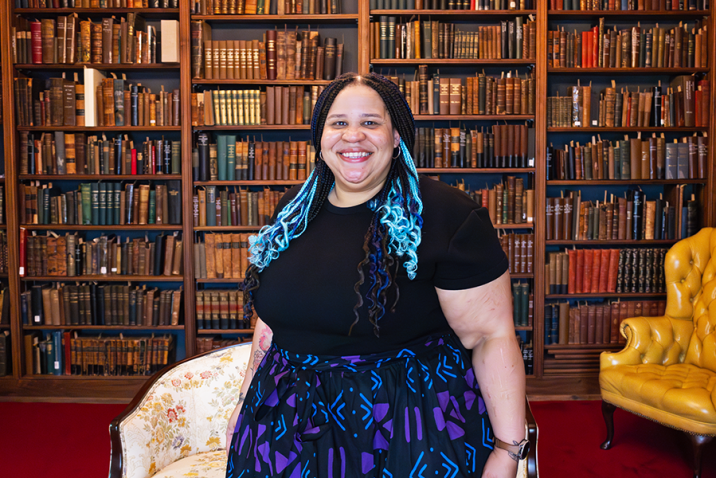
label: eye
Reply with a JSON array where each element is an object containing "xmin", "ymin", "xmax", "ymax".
[{"xmin": 332, "ymin": 121, "xmax": 347, "ymax": 126}]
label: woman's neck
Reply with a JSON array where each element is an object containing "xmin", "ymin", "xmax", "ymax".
[{"xmin": 328, "ymin": 181, "xmax": 387, "ymax": 208}]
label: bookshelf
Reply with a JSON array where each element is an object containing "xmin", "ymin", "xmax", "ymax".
[{"xmin": 0, "ymin": 0, "xmax": 711, "ymax": 401}]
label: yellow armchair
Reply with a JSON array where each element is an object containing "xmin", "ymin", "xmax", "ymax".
[{"xmin": 599, "ymin": 227, "xmax": 716, "ymax": 478}]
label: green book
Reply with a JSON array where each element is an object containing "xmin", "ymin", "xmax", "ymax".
[
  {"xmin": 512, "ymin": 282, "xmax": 521, "ymax": 327},
  {"xmin": 37, "ymin": 187, "xmax": 45, "ymax": 225},
  {"xmin": 226, "ymin": 135, "xmax": 237, "ymax": 181},
  {"xmin": 206, "ymin": 186, "xmax": 217, "ymax": 227},
  {"xmin": 257, "ymin": 0, "xmax": 265, "ymax": 14},
  {"xmin": 105, "ymin": 183, "xmax": 113, "ymax": 225},
  {"xmin": 148, "ymin": 189, "xmax": 156, "ymax": 224},
  {"xmin": 171, "ymin": 141, "xmax": 181, "ymax": 174},
  {"xmin": 113, "ymin": 183, "xmax": 121, "ymax": 225},
  {"xmin": 620, "ymin": 140, "xmax": 631, "ymax": 180},
  {"xmin": 520, "ymin": 282, "xmax": 529, "ymax": 327},
  {"xmin": 422, "ymin": 21, "xmax": 432, "ymax": 59},
  {"xmin": 90, "ymin": 183, "xmax": 99, "ymax": 225},
  {"xmin": 217, "ymin": 135, "xmax": 227, "ymax": 181},
  {"xmin": 98, "ymin": 183, "xmax": 106, "ymax": 226},
  {"xmin": 81, "ymin": 183, "xmax": 92, "ymax": 225},
  {"xmin": 220, "ymin": 189, "xmax": 229, "ymax": 226}
]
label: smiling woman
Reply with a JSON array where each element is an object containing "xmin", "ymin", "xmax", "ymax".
[{"xmin": 224, "ymin": 73, "xmax": 526, "ymax": 478}]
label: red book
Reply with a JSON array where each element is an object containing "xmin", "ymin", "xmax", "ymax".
[
  {"xmin": 131, "ymin": 148, "xmax": 137, "ymax": 174},
  {"xmin": 592, "ymin": 27, "xmax": 598, "ymax": 70},
  {"xmin": 30, "ymin": 21, "xmax": 43, "ymax": 64},
  {"xmin": 19, "ymin": 227, "xmax": 27, "ymax": 277},
  {"xmin": 582, "ymin": 32, "xmax": 589, "ymax": 68},
  {"xmin": 602, "ymin": 305, "xmax": 611, "ymax": 344},
  {"xmin": 598, "ymin": 249, "xmax": 610, "ymax": 292},
  {"xmin": 595, "ymin": 306, "xmax": 604, "ymax": 345},
  {"xmin": 590, "ymin": 249, "xmax": 602, "ymax": 293},
  {"xmin": 576, "ymin": 249, "xmax": 585, "ymax": 293},
  {"xmin": 695, "ymin": 89, "xmax": 702, "ymax": 127},
  {"xmin": 583, "ymin": 249, "xmax": 594, "ymax": 293},
  {"xmin": 568, "ymin": 249, "xmax": 577, "ymax": 294},
  {"xmin": 607, "ymin": 249, "xmax": 619, "ymax": 292},
  {"xmin": 698, "ymin": 80, "xmax": 710, "ymax": 127}
]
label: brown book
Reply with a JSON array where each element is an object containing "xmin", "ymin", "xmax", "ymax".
[
  {"xmin": 439, "ymin": 78, "xmax": 450, "ymax": 115},
  {"xmin": 137, "ymin": 185, "xmax": 150, "ymax": 225},
  {"xmin": 449, "ymin": 78, "xmax": 461, "ymax": 115},
  {"xmin": 214, "ymin": 233, "xmax": 224, "ymax": 279},
  {"xmin": 172, "ymin": 239, "xmax": 182, "ymax": 276},
  {"xmin": 205, "ymin": 233, "xmax": 216, "ymax": 279}
]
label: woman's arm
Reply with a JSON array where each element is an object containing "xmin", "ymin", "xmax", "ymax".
[
  {"xmin": 225, "ymin": 318, "xmax": 274, "ymax": 456},
  {"xmin": 436, "ymin": 271, "xmax": 525, "ymax": 478}
]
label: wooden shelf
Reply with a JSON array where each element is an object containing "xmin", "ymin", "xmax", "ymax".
[
  {"xmin": 413, "ymin": 114, "xmax": 535, "ymax": 121},
  {"xmin": 197, "ymin": 278, "xmax": 245, "ymax": 283},
  {"xmin": 21, "ymin": 275, "xmax": 183, "ymax": 282},
  {"xmin": 17, "ymin": 126, "xmax": 181, "ymax": 132},
  {"xmin": 494, "ymin": 223, "xmax": 534, "ymax": 229},
  {"xmin": 194, "ymin": 225, "xmax": 261, "ymax": 231},
  {"xmin": 548, "ymin": 179, "xmax": 707, "ymax": 185},
  {"xmin": 545, "ymin": 343, "xmax": 624, "ymax": 350},
  {"xmin": 192, "ymin": 14, "xmax": 359, "ymax": 22},
  {"xmin": 371, "ymin": 58, "xmax": 535, "ymax": 65},
  {"xmin": 510, "ymin": 273, "xmax": 534, "ymax": 279},
  {"xmin": 418, "ymin": 167, "xmax": 535, "ymax": 173},
  {"xmin": 0, "ymin": 324, "xmax": 10, "ymax": 330},
  {"xmin": 194, "ymin": 180, "xmax": 303, "ymax": 186},
  {"xmin": 193, "ymin": 79, "xmax": 332, "ymax": 85},
  {"xmin": 23, "ymin": 325, "xmax": 184, "ymax": 330},
  {"xmin": 21, "ymin": 224, "xmax": 183, "ymax": 231},
  {"xmin": 546, "ymin": 239, "xmax": 677, "ymax": 245},
  {"xmin": 21, "ymin": 374, "xmax": 153, "ymax": 380},
  {"xmin": 14, "ymin": 8, "xmax": 179, "ymax": 15},
  {"xmin": 547, "ymin": 292, "xmax": 666, "ymax": 299},
  {"xmin": 371, "ymin": 9, "xmax": 537, "ymax": 17},
  {"xmin": 194, "ymin": 125, "xmax": 310, "ymax": 130},
  {"xmin": 197, "ymin": 329, "xmax": 255, "ymax": 334},
  {"xmin": 548, "ymin": 9, "xmax": 710, "ymax": 18},
  {"xmin": 20, "ymin": 174, "xmax": 182, "ymax": 181},
  {"xmin": 548, "ymin": 126, "xmax": 709, "ymax": 133},
  {"xmin": 515, "ymin": 326, "xmax": 533, "ymax": 331},
  {"xmin": 14, "ymin": 63, "xmax": 180, "ymax": 70},
  {"xmin": 548, "ymin": 67, "xmax": 709, "ymax": 75}
]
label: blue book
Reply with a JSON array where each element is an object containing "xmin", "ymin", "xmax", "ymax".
[
  {"xmin": 226, "ymin": 135, "xmax": 237, "ymax": 181},
  {"xmin": 52, "ymin": 331, "xmax": 63, "ymax": 376}
]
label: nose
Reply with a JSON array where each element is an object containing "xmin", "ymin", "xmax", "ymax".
[{"xmin": 341, "ymin": 124, "xmax": 366, "ymax": 142}]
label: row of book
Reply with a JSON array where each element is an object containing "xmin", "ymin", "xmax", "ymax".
[
  {"xmin": 548, "ymin": 0, "xmax": 708, "ymax": 11},
  {"xmin": 193, "ymin": 187, "xmax": 284, "ymax": 227},
  {"xmin": 196, "ymin": 289, "xmax": 252, "ymax": 330},
  {"xmin": 548, "ymin": 21, "xmax": 709, "ymax": 69},
  {"xmin": 546, "ymin": 247, "xmax": 667, "ymax": 295},
  {"xmin": 192, "ymin": 0, "xmax": 343, "ymax": 14},
  {"xmin": 370, "ymin": 0, "xmax": 534, "ymax": 9},
  {"xmin": 511, "ymin": 281, "xmax": 532, "ymax": 327},
  {"xmin": 16, "ymin": 1, "xmax": 179, "ymax": 8},
  {"xmin": 20, "ymin": 133, "xmax": 181, "ymax": 176},
  {"xmin": 14, "ymin": 15, "xmax": 178, "ymax": 65},
  {"xmin": 405, "ymin": 69, "xmax": 535, "ymax": 116},
  {"xmin": 414, "ymin": 125, "xmax": 534, "ymax": 169},
  {"xmin": 15, "ymin": 73, "xmax": 181, "ymax": 128},
  {"xmin": 22, "ymin": 285, "xmax": 183, "ymax": 327},
  {"xmin": 192, "ymin": 86, "xmax": 319, "ymax": 127},
  {"xmin": 24, "ymin": 332, "xmax": 175, "ymax": 377},
  {"xmin": 19, "ymin": 181, "xmax": 182, "ymax": 226},
  {"xmin": 372, "ymin": 17, "xmax": 537, "ymax": 60},
  {"xmin": 22, "ymin": 232, "xmax": 184, "ymax": 277},
  {"xmin": 517, "ymin": 335, "xmax": 533, "ymax": 376},
  {"xmin": 547, "ymin": 77, "xmax": 710, "ymax": 129},
  {"xmin": 546, "ymin": 134, "xmax": 708, "ymax": 181},
  {"xmin": 454, "ymin": 177, "xmax": 535, "ymax": 226},
  {"xmin": 544, "ymin": 300, "xmax": 666, "ymax": 346},
  {"xmin": 194, "ymin": 234, "xmax": 251, "ymax": 280},
  {"xmin": 546, "ymin": 190, "xmax": 698, "ymax": 241},
  {"xmin": 499, "ymin": 233, "xmax": 534, "ymax": 274},
  {"xmin": 195, "ymin": 135, "xmax": 315, "ymax": 181},
  {"xmin": 195, "ymin": 337, "xmax": 248, "ymax": 355}
]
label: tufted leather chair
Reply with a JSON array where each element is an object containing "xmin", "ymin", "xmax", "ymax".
[{"xmin": 599, "ymin": 227, "xmax": 716, "ymax": 478}]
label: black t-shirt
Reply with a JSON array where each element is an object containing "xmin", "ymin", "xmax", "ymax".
[{"xmin": 253, "ymin": 175, "xmax": 509, "ymax": 355}]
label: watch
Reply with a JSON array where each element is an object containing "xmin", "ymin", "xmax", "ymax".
[{"xmin": 494, "ymin": 437, "xmax": 530, "ymax": 462}]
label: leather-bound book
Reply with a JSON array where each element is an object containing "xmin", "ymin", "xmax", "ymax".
[
  {"xmin": 439, "ymin": 78, "xmax": 450, "ymax": 115},
  {"xmin": 582, "ymin": 249, "xmax": 594, "ymax": 293},
  {"xmin": 545, "ymin": 197, "xmax": 555, "ymax": 240},
  {"xmin": 553, "ymin": 197, "xmax": 563, "ymax": 241}
]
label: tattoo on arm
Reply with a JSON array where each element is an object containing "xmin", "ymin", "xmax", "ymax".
[{"xmin": 250, "ymin": 328, "xmax": 273, "ymax": 376}]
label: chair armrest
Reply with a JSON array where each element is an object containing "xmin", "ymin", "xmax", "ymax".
[{"xmin": 600, "ymin": 315, "xmax": 693, "ymax": 369}]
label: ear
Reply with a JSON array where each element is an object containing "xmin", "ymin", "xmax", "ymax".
[{"xmin": 393, "ymin": 129, "xmax": 401, "ymax": 149}]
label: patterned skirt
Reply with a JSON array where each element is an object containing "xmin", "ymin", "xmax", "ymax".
[{"xmin": 226, "ymin": 334, "xmax": 495, "ymax": 477}]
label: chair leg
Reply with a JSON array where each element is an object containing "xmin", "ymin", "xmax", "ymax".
[
  {"xmin": 685, "ymin": 433, "xmax": 713, "ymax": 478},
  {"xmin": 600, "ymin": 400, "xmax": 617, "ymax": 450}
]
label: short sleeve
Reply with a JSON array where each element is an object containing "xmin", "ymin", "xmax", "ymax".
[{"xmin": 433, "ymin": 207, "xmax": 509, "ymax": 290}]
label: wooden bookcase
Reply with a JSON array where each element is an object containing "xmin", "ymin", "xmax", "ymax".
[{"xmin": 0, "ymin": 0, "xmax": 713, "ymax": 402}]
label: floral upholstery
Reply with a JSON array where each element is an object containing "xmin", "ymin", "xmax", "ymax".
[
  {"xmin": 115, "ymin": 342, "xmax": 533, "ymax": 478},
  {"xmin": 115, "ymin": 343, "xmax": 251, "ymax": 478}
]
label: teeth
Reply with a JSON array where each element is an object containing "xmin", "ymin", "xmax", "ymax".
[{"xmin": 341, "ymin": 152, "xmax": 371, "ymax": 158}]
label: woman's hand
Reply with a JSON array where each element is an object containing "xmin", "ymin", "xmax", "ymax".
[
  {"xmin": 225, "ymin": 392, "xmax": 246, "ymax": 457},
  {"xmin": 482, "ymin": 449, "xmax": 519, "ymax": 478}
]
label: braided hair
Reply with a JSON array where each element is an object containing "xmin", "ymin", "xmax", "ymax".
[{"xmin": 241, "ymin": 73, "xmax": 423, "ymax": 337}]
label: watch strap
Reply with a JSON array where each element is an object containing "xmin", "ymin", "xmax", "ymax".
[{"xmin": 494, "ymin": 437, "xmax": 529, "ymax": 461}]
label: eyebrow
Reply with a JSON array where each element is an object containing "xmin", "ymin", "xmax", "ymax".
[{"xmin": 326, "ymin": 113, "xmax": 384, "ymax": 119}]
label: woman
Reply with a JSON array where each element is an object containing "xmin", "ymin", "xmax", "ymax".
[{"xmin": 225, "ymin": 73, "xmax": 526, "ymax": 478}]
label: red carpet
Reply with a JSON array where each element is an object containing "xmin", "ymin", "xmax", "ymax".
[{"xmin": 0, "ymin": 400, "xmax": 714, "ymax": 478}]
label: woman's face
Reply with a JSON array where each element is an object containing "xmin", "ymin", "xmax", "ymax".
[{"xmin": 321, "ymin": 83, "xmax": 400, "ymax": 200}]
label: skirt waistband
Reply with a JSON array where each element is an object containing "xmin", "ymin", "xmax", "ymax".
[{"xmin": 274, "ymin": 334, "xmax": 464, "ymax": 372}]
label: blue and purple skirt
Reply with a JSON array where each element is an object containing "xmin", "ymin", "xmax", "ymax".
[{"xmin": 226, "ymin": 334, "xmax": 495, "ymax": 477}]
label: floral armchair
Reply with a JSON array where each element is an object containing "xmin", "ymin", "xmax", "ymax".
[{"xmin": 109, "ymin": 342, "xmax": 538, "ymax": 478}]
